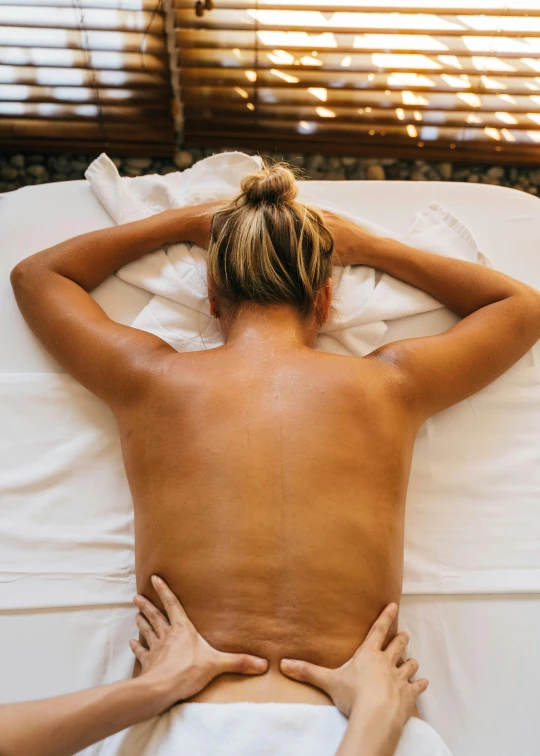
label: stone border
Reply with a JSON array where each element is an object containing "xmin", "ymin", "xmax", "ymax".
[{"xmin": 1, "ymin": 147, "xmax": 538, "ymax": 195}]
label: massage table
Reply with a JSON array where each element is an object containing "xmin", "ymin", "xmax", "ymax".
[{"xmin": 1, "ymin": 176, "xmax": 540, "ymax": 755}]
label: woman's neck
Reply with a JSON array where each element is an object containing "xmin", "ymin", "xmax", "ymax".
[{"xmin": 221, "ymin": 303, "xmax": 316, "ymax": 350}]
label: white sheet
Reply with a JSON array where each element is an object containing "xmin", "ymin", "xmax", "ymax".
[
  {"xmin": 0, "ymin": 373, "xmax": 135, "ymax": 610},
  {"xmin": 2, "ymin": 176, "xmax": 540, "ymax": 756},
  {"xmin": 1, "ymin": 157, "xmax": 538, "ymax": 607}
]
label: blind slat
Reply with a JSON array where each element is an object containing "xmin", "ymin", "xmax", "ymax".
[
  {"xmin": 0, "ymin": 83, "xmax": 167, "ymax": 103},
  {"xmin": 180, "ymin": 86, "xmax": 540, "ymax": 113},
  {"xmin": 175, "ymin": 0, "xmax": 540, "ymax": 13},
  {"xmin": 178, "ymin": 51, "xmax": 540, "ymax": 78},
  {"xmin": 175, "ymin": 29, "xmax": 540, "ymax": 59},
  {"xmin": 187, "ymin": 115, "xmax": 538, "ymax": 141},
  {"xmin": 182, "ymin": 103, "xmax": 540, "ymax": 128},
  {"xmin": 0, "ymin": 6, "xmax": 163, "ymax": 32},
  {"xmin": 175, "ymin": 8, "xmax": 540, "ymax": 38},
  {"xmin": 0, "ymin": 47, "xmax": 166, "ymax": 72},
  {"xmin": 2, "ymin": 117, "xmax": 174, "ymax": 140},
  {"xmin": 0, "ymin": 137, "xmax": 174, "ymax": 154},
  {"xmin": 0, "ymin": 0, "xmax": 161, "ymax": 8},
  {"xmin": 1, "ymin": 27, "xmax": 164, "ymax": 52},
  {"xmin": 0, "ymin": 65, "xmax": 167, "ymax": 87},
  {"xmin": 0, "ymin": 102, "xmax": 170, "ymax": 119},
  {"xmin": 179, "ymin": 70, "xmax": 540, "ymax": 97},
  {"xmin": 179, "ymin": 25, "xmax": 540, "ymax": 40}
]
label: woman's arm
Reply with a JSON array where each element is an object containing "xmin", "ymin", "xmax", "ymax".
[
  {"xmin": 8, "ymin": 201, "xmax": 225, "ymax": 409},
  {"xmin": 12, "ymin": 207, "xmax": 212, "ymax": 293},
  {"xmin": 281, "ymin": 603, "xmax": 429, "ymax": 756},
  {"xmin": 0, "ymin": 576, "xmax": 267, "ymax": 756}
]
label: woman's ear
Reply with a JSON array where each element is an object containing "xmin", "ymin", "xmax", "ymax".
[
  {"xmin": 314, "ymin": 278, "xmax": 332, "ymax": 326},
  {"xmin": 322, "ymin": 277, "xmax": 333, "ymax": 324},
  {"xmin": 207, "ymin": 281, "xmax": 218, "ymax": 318}
]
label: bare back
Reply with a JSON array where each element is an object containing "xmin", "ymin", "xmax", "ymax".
[{"xmin": 116, "ymin": 346, "xmax": 418, "ymax": 704}]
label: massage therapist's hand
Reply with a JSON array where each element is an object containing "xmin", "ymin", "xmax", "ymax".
[
  {"xmin": 280, "ymin": 604, "xmax": 428, "ymax": 756},
  {"xmin": 131, "ymin": 575, "xmax": 268, "ymax": 708}
]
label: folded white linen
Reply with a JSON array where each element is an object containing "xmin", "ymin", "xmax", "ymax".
[
  {"xmin": 93, "ymin": 703, "xmax": 453, "ymax": 756},
  {"xmin": 85, "ymin": 151, "xmax": 491, "ymax": 357}
]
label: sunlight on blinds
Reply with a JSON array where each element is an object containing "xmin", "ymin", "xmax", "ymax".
[
  {"xmin": 1, "ymin": 0, "xmax": 176, "ymax": 154},
  {"xmin": 174, "ymin": 0, "xmax": 540, "ymax": 161}
]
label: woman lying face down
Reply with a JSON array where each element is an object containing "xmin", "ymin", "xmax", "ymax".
[{"xmin": 10, "ymin": 156, "xmax": 540, "ymax": 754}]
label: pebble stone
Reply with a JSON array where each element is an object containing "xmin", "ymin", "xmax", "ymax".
[
  {"xmin": 438, "ymin": 162, "xmax": 453, "ymax": 180},
  {"xmin": 173, "ymin": 150, "xmax": 193, "ymax": 169},
  {"xmin": 1, "ymin": 148, "xmax": 540, "ymax": 197},
  {"xmin": 366, "ymin": 164, "xmax": 386, "ymax": 180},
  {"xmin": 124, "ymin": 157, "xmax": 152, "ymax": 169},
  {"xmin": 10, "ymin": 154, "xmax": 25, "ymax": 169},
  {"xmin": 123, "ymin": 166, "xmax": 143, "ymax": 177},
  {"xmin": 325, "ymin": 171, "xmax": 346, "ymax": 180},
  {"xmin": 27, "ymin": 164, "xmax": 46, "ymax": 178}
]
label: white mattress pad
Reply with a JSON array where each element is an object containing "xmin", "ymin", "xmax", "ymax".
[{"xmin": 1, "ymin": 176, "xmax": 540, "ymax": 756}]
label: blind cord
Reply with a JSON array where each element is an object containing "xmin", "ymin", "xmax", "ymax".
[{"xmin": 71, "ymin": 0, "xmax": 109, "ymax": 148}]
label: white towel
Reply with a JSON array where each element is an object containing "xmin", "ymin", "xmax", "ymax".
[
  {"xmin": 85, "ymin": 151, "xmax": 491, "ymax": 358},
  {"xmin": 93, "ymin": 703, "xmax": 453, "ymax": 756}
]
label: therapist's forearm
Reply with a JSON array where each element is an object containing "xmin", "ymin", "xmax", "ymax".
[
  {"xmin": 336, "ymin": 706, "xmax": 401, "ymax": 756},
  {"xmin": 12, "ymin": 207, "xmax": 204, "ymax": 293},
  {"xmin": 0, "ymin": 676, "xmax": 171, "ymax": 756}
]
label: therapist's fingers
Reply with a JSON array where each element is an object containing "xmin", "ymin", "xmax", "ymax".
[
  {"xmin": 129, "ymin": 638, "xmax": 147, "ymax": 663},
  {"xmin": 280, "ymin": 658, "xmax": 333, "ymax": 693},
  {"xmin": 411, "ymin": 678, "xmax": 429, "ymax": 696},
  {"xmin": 135, "ymin": 612, "xmax": 156, "ymax": 648},
  {"xmin": 215, "ymin": 650, "xmax": 269, "ymax": 676},
  {"xmin": 133, "ymin": 593, "xmax": 168, "ymax": 637},
  {"xmin": 151, "ymin": 574, "xmax": 187, "ymax": 626},
  {"xmin": 398, "ymin": 658, "xmax": 419, "ymax": 681},
  {"xmin": 385, "ymin": 631, "xmax": 410, "ymax": 664},
  {"xmin": 362, "ymin": 603, "xmax": 398, "ymax": 650}
]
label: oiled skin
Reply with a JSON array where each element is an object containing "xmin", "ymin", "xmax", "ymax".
[{"xmin": 117, "ymin": 343, "xmax": 418, "ymax": 704}]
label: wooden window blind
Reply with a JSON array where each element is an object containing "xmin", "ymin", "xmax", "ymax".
[
  {"xmin": 1, "ymin": 0, "xmax": 177, "ymax": 154},
  {"xmin": 175, "ymin": 1, "xmax": 540, "ymax": 163}
]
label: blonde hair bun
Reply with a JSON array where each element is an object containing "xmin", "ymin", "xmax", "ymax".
[
  {"xmin": 207, "ymin": 158, "xmax": 334, "ymax": 320},
  {"xmin": 241, "ymin": 162, "xmax": 298, "ymax": 205}
]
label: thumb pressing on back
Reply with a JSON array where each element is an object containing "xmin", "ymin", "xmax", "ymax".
[
  {"xmin": 280, "ymin": 658, "xmax": 332, "ymax": 693},
  {"xmin": 218, "ymin": 652, "xmax": 269, "ymax": 676}
]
